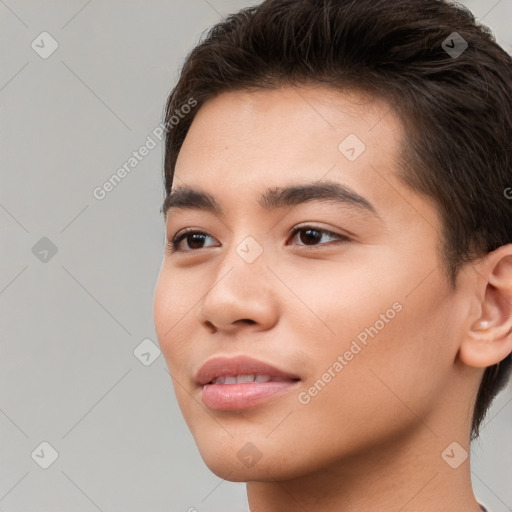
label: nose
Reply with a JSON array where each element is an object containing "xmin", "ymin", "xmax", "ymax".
[{"xmin": 195, "ymin": 249, "xmax": 280, "ymax": 335}]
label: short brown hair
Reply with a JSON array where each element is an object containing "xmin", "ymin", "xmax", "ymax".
[{"xmin": 162, "ymin": 0, "xmax": 512, "ymax": 439}]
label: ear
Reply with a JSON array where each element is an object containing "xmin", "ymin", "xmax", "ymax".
[{"xmin": 458, "ymin": 244, "xmax": 512, "ymax": 368}]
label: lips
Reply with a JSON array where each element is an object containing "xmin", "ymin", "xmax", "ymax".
[
  {"xmin": 195, "ymin": 355, "xmax": 301, "ymax": 410},
  {"xmin": 195, "ymin": 355, "xmax": 300, "ymax": 386}
]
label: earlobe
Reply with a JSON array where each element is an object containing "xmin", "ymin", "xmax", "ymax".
[{"xmin": 458, "ymin": 245, "xmax": 512, "ymax": 369}]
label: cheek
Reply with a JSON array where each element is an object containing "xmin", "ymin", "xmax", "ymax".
[
  {"xmin": 153, "ymin": 275, "xmax": 199, "ymax": 424},
  {"xmin": 153, "ymin": 268, "xmax": 195, "ymax": 368},
  {"xmin": 293, "ymin": 260, "xmax": 455, "ymax": 422},
  {"xmin": 153, "ymin": 272, "xmax": 174, "ymax": 351},
  {"xmin": 281, "ymin": 297, "xmax": 454, "ymax": 466}
]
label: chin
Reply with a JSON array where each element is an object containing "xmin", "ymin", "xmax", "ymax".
[{"xmin": 193, "ymin": 435, "xmax": 317, "ymax": 482}]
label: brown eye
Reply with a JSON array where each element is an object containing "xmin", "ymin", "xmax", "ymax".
[
  {"xmin": 289, "ymin": 226, "xmax": 350, "ymax": 247},
  {"xmin": 167, "ymin": 225, "xmax": 350, "ymax": 254},
  {"xmin": 168, "ymin": 230, "xmax": 219, "ymax": 252},
  {"xmin": 297, "ymin": 228, "xmax": 323, "ymax": 245}
]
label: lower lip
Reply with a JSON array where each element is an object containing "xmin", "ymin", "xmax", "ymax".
[{"xmin": 201, "ymin": 381, "xmax": 299, "ymax": 410}]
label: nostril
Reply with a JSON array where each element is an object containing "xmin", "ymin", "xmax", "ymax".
[{"xmin": 204, "ymin": 320, "xmax": 216, "ymax": 333}]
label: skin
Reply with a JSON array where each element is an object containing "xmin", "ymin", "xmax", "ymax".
[{"xmin": 153, "ymin": 84, "xmax": 512, "ymax": 512}]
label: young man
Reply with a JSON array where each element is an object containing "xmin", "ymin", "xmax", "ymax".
[{"xmin": 153, "ymin": 1, "xmax": 512, "ymax": 510}]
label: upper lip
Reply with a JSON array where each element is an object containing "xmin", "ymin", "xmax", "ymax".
[{"xmin": 195, "ymin": 355, "xmax": 301, "ymax": 385}]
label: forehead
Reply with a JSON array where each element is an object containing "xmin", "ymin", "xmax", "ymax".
[
  {"xmin": 175, "ymin": 85, "xmax": 401, "ymax": 186},
  {"xmin": 171, "ymin": 85, "xmax": 438, "ymax": 230}
]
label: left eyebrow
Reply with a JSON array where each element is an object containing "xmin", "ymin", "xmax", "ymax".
[{"xmin": 162, "ymin": 180, "xmax": 380, "ymax": 219}]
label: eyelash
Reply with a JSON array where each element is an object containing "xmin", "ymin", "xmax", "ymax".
[{"xmin": 167, "ymin": 225, "xmax": 350, "ymax": 254}]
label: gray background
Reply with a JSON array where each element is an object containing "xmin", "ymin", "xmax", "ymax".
[{"xmin": 0, "ymin": 1, "xmax": 511, "ymax": 511}]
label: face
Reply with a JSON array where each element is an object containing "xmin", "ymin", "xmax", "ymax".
[{"xmin": 153, "ymin": 85, "xmax": 470, "ymax": 481}]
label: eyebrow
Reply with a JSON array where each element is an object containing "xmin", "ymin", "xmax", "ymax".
[{"xmin": 162, "ymin": 181, "xmax": 380, "ymax": 219}]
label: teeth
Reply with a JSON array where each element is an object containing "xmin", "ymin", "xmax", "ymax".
[
  {"xmin": 211, "ymin": 374, "xmax": 273, "ymax": 385},
  {"xmin": 255, "ymin": 375, "xmax": 272, "ymax": 382},
  {"xmin": 237, "ymin": 374, "xmax": 256, "ymax": 383}
]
